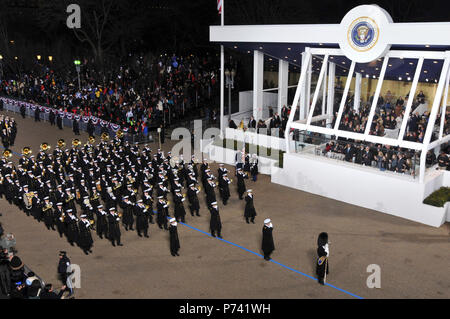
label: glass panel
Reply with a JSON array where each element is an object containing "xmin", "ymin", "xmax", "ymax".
[
  {"xmin": 263, "ymin": 55, "xmax": 278, "ymax": 90},
  {"xmin": 366, "ymin": 57, "xmax": 419, "ymax": 140}
]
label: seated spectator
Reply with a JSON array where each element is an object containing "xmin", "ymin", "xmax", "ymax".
[
  {"xmin": 26, "ymin": 279, "xmax": 42, "ymax": 299},
  {"xmin": 40, "ymin": 283, "xmax": 66, "ymax": 299},
  {"xmin": 426, "ymin": 150, "xmax": 436, "ymax": 167},
  {"xmin": 437, "ymin": 151, "xmax": 448, "ymax": 169}
]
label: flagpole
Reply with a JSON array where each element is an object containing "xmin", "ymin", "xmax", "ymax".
[{"xmin": 220, "ymin": 0, "xmax": 225, "ymax": 137}]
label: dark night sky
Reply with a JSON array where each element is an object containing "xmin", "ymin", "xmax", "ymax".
[{"xmin": 1, "ymin": 0, "xmax": 450, "ymax": 66}]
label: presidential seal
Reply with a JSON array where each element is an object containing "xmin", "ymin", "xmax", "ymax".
[{"xmin": 347, "ymin": 16, "xmax": 379, "ymax": 52}]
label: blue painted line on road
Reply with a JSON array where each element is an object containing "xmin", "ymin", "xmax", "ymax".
[{"xmin": 162, "ymin": 211, "xmax": 364, "ymax": 299}]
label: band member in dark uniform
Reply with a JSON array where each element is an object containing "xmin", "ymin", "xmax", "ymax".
[
  {"xmin": 218, "ymin": 173, "xmax": 231, "ymax": 205},
  {"xmin": 156, "ymin": 196, "xmax": 169, "ymax": 230},
  {"xmin": 49, "ymin": 110, "xmax": 56, "ymax": 126},
  {"xmin": 168, "ymin": 218, "xmax": 180, "ymax": 256},
  {"xmin": 120, "ymin": 196, "xmax": 135, "ymax": 231},
  {"xmin": 205, "ymin": 178, "xmax": 217, "ymax": 209},
  {"xmin": 78, "ymin": 215, "xmax": 94, "ymax": 255},
  {"xmin": 173, "ymin": 189, "xmax": 186, "ymax": 223},
  {"xmin": 42, "ymin": 196, "xmax": 55, "ymax": 230},
  {"xmin": 209, "ymin": 202, "xmax": 222, "ymax": 238},
  {"xmin": 64, "ymin": 209, "xmax": 79, "ymax": 246},
  {"xmin": 20, "ymin": 103, "xmax": 26, "ymax": 118},
  {"xmin": 250, "ymin": 154, "xmax": 259, "ymax": 182},
  {"xmin": 142, "ymin": 188, "xmax": 154, "ymax": 224},
  {"xmin": 54, "ymin": 202, "xmax": 66, "ymax": 238},
  {"xmin": 236, "ymin": 168, "xmax": 248, "ymax": 200},
  {"xmin": 316, "ymin": 232, "xmax": 329, "ymax": 285},
  {"xmin": 95, "ymin": 205, "xmax": 108, "ymax": 239},
  {"xmin": 187, "ymin": 183, "xmax": 200, "ymax": 217},
  {"xmin": 72, "ymin": 119, "xmax": 80, "ymax": 135},
  {"xmin": 107, "ymin": 207, "xmax": 123, "ymax": 247},
  {"xmin": 244, "ymin": 189, "xmax": 257, "ymax": 224},
  {"xmin": 135, "ymin": 199, "xmax": 149, "ymax": 238},
  {"xmin": 56, "ymin": 113, "xmax": 63, "ymax": 130},
  {"xmin": 262, "ymin": 218, "xmax": 274, "ymax": 261}
]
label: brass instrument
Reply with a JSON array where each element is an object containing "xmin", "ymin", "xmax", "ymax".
[
  {"xmin": 40, "ymin": 142, "xmax": 51, "ymax": 152},
  {"xmin": 96, "ymin": 183, "xmax": 102, "ymax": 192},
  {"xmin": 90, "ymin": 220, "xmax": 94, "ymax": 225},
  {"xmin": 59, "ymin": 213, "xmax": 66, "ymax": 222},
  {"xmin": 22, "ymin": 146, "xmax": 32, "ymax": 157},
  {"xmin": 75, "ymin": 190, "xmax": 81, "ymax": 200},
  {"xmin": 88, "ymin": 136, "xmax": 96, "ymax": 144},
  {"xmin": 101, "ymin": 132, "xmax": 109, "ymax": 142},
  {"xmin": 65, "ymin": 194, "xmax": 74, "ymax": 203},
  {"xmin": 42, "ymin": 203, "xmax": 53, "ymax": 212},
  {"xmin": 116, "ymin": 129, "xmax": 124, "ymax": 139},
  {"xmin": 57, "ymin": 139, "xmax": 66, "ymax": 148},
  {"xmin": 72, "ymin": 138, "xmax": 81, "ymax": 147},
  {"xmin": 118, "ymin": 212, "xmax": 123, "ymax": 218},
  {"xmin": 2, "ymin": 149, "xmax": 12, "ymax": 159}
]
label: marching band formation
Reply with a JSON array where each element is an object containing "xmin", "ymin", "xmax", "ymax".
[
  {"xmin": 0, "ymin": 126, "xmax": 329, "ymax": 285},
  {"xmin": 0, "ymin": 131, "xmax": 262, "ymax": 257}
]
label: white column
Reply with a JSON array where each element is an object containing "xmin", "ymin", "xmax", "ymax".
[
  {"xmin": 305, "ymin": 55, "xmax": 312, "ymax": 119},
  {"xmin": 253, "ymin": 50, "xmax": 264, "ymax": 121},
  {"xmin": 322, "ymin": 61, "xmax": 328, "ymax": 115},
  {"xmin": 220, "ymin": 45, "xmax": 225, "ymax": 136},
  {"xmin": 278, "ymin": 59, "xmax": 289, "ymax": 115},
  {"xmin": 326, "ymin": 62, "xmax": 335, "ymax": 127},
  {"xmin": 354, "ymin": 72, "xmax": 362, "ymax": 112},
  {"xmin": 439, "ymin": 67, "xmax": 450, "ymax": 139},
  {"xmin": 299, "ymin": 52, "xmax": 307, "ymax": 120}
]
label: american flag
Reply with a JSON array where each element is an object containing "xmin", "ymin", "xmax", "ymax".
[{"xmin": 217, "ymin": 0, "xmax": 222, "ymax": 14}]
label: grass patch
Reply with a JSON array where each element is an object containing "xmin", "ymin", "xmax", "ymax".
[{"xmin": 423, "ymin": 187, "xmax": 450, "ymax": 207}]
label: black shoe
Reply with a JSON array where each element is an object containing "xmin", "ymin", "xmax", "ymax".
[
  {"xmin": 144, "ymin": 235, "xmax": 149, "ymax": 238},
  {"xmin": 175, "ymin": 253, "xmax": 179, "ymax": 256},
  {"xmin": 99, "ymin": 236, "xmax": 103, "ymax": 239},
  {"xmin": 246, "ymin": 221, "xmax": 250, "ymax": 224},
  {"xmin": 117, "ymin": 243, "xmax": 123, "ymax": 246},
  {"xmin": 125, "ymin": 227, "xmax": 128, "ymax": 231},
  {"xmin": 158, "ymin": 225, "xmax": 163, "ymax": 229},
  {"xmin": 130, "ymin": 227, "xmax": 134, "ymax": 231},
  {"xmin": 138, "ymin": 233, "xmax": 142, "ymax": 237},
  {"xmin": 211, "ymin": 234, "xmax": 216, "ymax": 237},
  {"xmin": 318, "ymin": 279, "xmax": 325, "ymax": 285},
  {"xmin": 251, "ymin": 220, "xmax": 255, "ymax": 224},
  {"xmin": 191, "ymin": 213, "xmax": 194, "ymax": 216},
  {"xmin": 171, "ymin": 253, "xmax": 176, "ymax": 256},
  {"xmin": 89, "ymin": 249, "xmax": 93, "ymax": 253},
  {"xmin": 218, "ymin": 235, "xmax": 222, "ymax": 239},
  {"xmin": 112, "ymin": 242, "xmax": 116, "ymax": 247},
  {"xmin": 84, "ymin": 250, "xmax": 89, "ymax": 255}
]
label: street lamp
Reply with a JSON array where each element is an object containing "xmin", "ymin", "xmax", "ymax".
[
  {"xmin": 225, "ymin": 68, "xmax": 236, "ymax": 120},
  {"xmin": 48, "ymin": 56, "xmax": 53, "ymax": 62},
  {"xmin": 74, "ymin": 59, "xmax": 81, "ymax": 90},
  {"xmin": 36, "ymin": 55, "xmax": 41, "ymax": 61}
]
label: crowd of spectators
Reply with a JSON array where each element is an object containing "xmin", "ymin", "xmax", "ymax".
[
  {"xmin": 0, "ymin": 222, "xmax": 66, "ymax": 299},
  {"xmin": 0, "ymin": 52, "xmax": 219, "ymax": 134}
]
